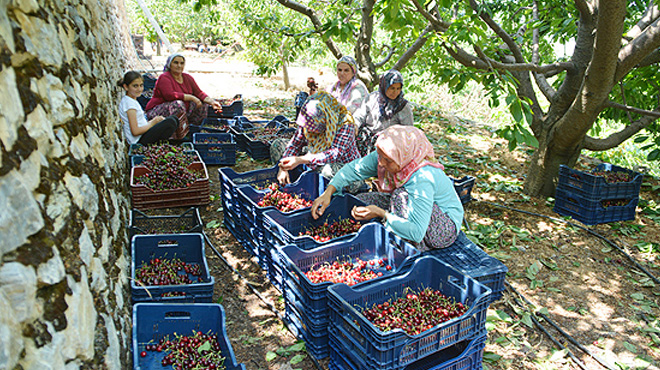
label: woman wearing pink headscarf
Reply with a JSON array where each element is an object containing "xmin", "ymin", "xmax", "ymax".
[
  {"xmin": 328, "ymin": 56, "xmax": 369, "ymax": 114},
  {"xmin": 311, "ymin": 126, "xmax": 463, "ymax": 249}
]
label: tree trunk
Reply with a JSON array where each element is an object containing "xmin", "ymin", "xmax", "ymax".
[
  {"xmin": 524, "ymin": 125, "xmax": 583, "ymax": 198},
  {"xmin": 281, "ymin": 45, "xmax": 290, "ymax": 90}
]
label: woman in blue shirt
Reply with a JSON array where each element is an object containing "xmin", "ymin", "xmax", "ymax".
[{"xmin": 311, "ymin": 125, "xmax": 463, "ymax": 249}]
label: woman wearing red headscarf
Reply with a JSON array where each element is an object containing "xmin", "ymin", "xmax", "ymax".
[{"xmin": 311, "ymin": 125, "xmax": 463, "ymax": 249}]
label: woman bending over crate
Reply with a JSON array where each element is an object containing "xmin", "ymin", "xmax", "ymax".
[
  {"xmin": 353, "ymin": 69, "xmax": 414, "ymax": 157},
  {"xmin": 270, "ymin": 91, "xmax": 364, "ymax": 192},
  {"xmin": 311, "ymin": 125, "xmax": 464, "ymax": 250}
]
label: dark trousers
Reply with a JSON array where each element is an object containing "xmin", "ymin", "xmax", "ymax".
[{"xmin": 137, "ymin": 115, "xmax": 179, "ymax": 145}]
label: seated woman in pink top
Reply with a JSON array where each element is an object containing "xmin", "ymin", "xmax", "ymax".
[{"xmin": 145, "ymin": 53, "xmax": 223, "ymax": 135}]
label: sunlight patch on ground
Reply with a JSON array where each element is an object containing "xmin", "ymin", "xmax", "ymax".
[{"xmin": 535, "ymin": 220, "xmax": 554, "ymax": 233}]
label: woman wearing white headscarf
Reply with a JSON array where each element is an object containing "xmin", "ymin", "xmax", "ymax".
[
  {"xmin": 353, "ymin": 69, "xmax": 414, "ymax": 156},
  {"xmin": 328, "ymin": 56, "xmax": 369, "ymax": 114},
  {"xmin": 145, "ymin": 53, "xmax": 223, "ymax": 133}
]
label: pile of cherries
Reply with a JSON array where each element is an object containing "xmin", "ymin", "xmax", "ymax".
[
  {"xmin": 135, "ymin": 143, "xmax": 203, "ymax": 191},
  {"xmin": 196, "ymin": 136, "xmax": 230, "ymax": 144},
  {"xmin": 299, "ymin": 218, "xmax": 362, "ymax": 242},
  {"xmin": 257, "ymin": 183, "xmax": 312, "ymax": 212},
  {"xmin": 251, "ymin": 127, "xmax": 294, "ymax": 143},
  {"xmin": 361, "ymin": 287, "xmax": 468, "ymax": 336},
  {"xmin": 141, "ymin": 330, "xmax": 226, "ymax": 369},
  {"xmin": 305, "ymin": 257, "xmax": 392, "ymax": 286},
  {"xmin": 135, "ymin": 257, "xmax": 204, "ymax": 286},
  {"xmin": 591, "ymin": 170, "xmax": 633, "ymax": 183},
  {"xmin": 601, "ymin": 199, "xmax": 629, "ymax": 208}
]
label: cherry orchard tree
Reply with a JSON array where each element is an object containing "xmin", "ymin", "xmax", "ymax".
[{"xmin": 271, "ymin": 0, "xmax": 660, "ymax": 197}]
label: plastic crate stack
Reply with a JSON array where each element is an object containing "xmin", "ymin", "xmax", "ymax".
[
  {"xmin": 422, "ymin": 232, "xmax": 508, "ymax": 303},
  {"xmin": 279, "ymin": 223, "xmax": 420, "ymax": 360},
  {"xmin": 208, "ymin": 97, "xmax": 244, "ymax": 119},
  {"xmin": 327, "ymin": 256, "xmax": 491, "ymax": 370},
  {"xmin": 553, "ymin": 164, "xmax": 643, "ymax": 225},
  {"xmin": 217, "ymin": 164, "xmax": 307, "ymax": 247},
  {"xmin": 193, "ymin": 132, "xmax": 237, "ymax": 166},
  {"xmin": 261, "ymin": 194, "xmax": 378, "ymax": 291},
  {"xmin": 236, "ymin": 171, "xmax": 329, "ymax": 268},
  {"xmin": 128, "ymin": 143, "xmax": 211, "ymax": 210},
  {"xmin": 229, "ymin": 115, "xmax": 292, "ymax": 160}
]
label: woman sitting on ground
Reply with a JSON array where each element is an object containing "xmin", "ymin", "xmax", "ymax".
[
  {"xmin": 327, "ymin": 56, "xmax": 369, "ymax": 114},
  {"xmin": 145, "ymin": 53, "xmax": 223, "ymax": 135},
  {"xmin": 354, "ymin": 69, "xmax": 414, "ymax": 156},
  {"xmin": 117, "ymin": 71, "xmax": 179, "ymax": 145},
  {"xmin": 311, "ymin": 125, "xmax": 463, "ymax": 250},
  {"xmin": 270, "ymin": 91, "xmax": 362, "ymax": 189}
]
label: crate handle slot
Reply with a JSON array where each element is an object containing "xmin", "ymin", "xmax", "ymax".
[
  {"xmin": 157, "ymin": 240, "xmax": 180, "ymax": 247},
  {"xmin": 447, "ymin": 274, "xmax": 467, "ymax": 290},
  {"xmin": 164, "ymin": 311, "xmax": 192, "ymax": 319}
]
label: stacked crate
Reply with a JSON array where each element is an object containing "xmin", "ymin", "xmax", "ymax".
[
  {"xmin": 327, "ymin": 256, "xmax": 491, "ymax": 370},
  {"xmin": 193, "ymin": 132, "xmax": 237, "ymax": 165},
  {"xmin": 553, "ymin": 164, "xmax": 643, "ymax": 225},
  {"xmin": 279, "ymin": 223, "xmax": 420, "ymax": 360}
]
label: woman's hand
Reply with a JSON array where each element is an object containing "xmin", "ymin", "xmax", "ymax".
[
  {"xmin": 279, "ymin": 156, "xmax": 308, "ymax": 171},
  {"xmin": 311, "ymin": 185, "xmax": 336, "ymax": 220},
  {"xmin": 351, "ymin": 205, "xmax": 386, "ymax": 221},
  {"xmin": 210, "ymin": 99, "xmax": 223, "ymax": 113},
  {"xmin": 149, "ymin": 115, "xmax": 165, "ymax": 126},
  {"xmin": 277, "ymin": 168, "xmax": 290, "ymax": 185}
]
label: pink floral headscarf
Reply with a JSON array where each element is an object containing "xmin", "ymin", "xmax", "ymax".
[{"xmin": 375, "ymin": 126, "xmax": 444, "ymax": 193}]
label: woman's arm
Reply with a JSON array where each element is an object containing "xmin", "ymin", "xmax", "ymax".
[
  {"xmin": 127, "ymin": 109, "xmax": 164, "ymax": 136},
  {"xmin": 384, "ymin": 172, "xmax": 435, "ymax": 243}
]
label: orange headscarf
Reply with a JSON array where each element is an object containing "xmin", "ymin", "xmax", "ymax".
[{"xmin": 375, "ymin": 126, "xmax": 444, "ymax": 193}]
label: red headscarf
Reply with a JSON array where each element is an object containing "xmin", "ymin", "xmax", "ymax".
[{"xmin": 375, "ymin": 126, "xmax": 444, "ymax": 193}]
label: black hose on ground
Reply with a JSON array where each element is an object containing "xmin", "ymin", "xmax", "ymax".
[
  {"xmin": 475, "ymin": 199, "xmax": 654, "ymax": 370},
  {"xmin": 202, "ymin": 231, "xmax": 324, "ymax": 370}
]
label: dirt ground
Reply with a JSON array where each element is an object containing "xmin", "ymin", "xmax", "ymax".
[{"xmin": 134, "ymin": 53, "xmax": 660, "ymax": 370}]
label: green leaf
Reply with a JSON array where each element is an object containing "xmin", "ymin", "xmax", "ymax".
[
  {"xmin": 483, "ymin": 351, "xmax": 502, "ymax": 363},
  {"xmin": 623, "ymin": 341, "xmax": 637, "ymax": 353},
  {"xmin": 265, "ymin": 351, "xmax": 278, "ymax": 362},
  {"xmin": 290, "ymin": 354, "xmax": 305, "ymax": 364},
  {"xmin": 288, "ymin": 342, "xmax": 306, "ymax": 352},
  {"xmin": 630, "ymin": 293, "xmax": 645, "ymax": 301},
  {"xmin": 197, "ymin": 340, "xmax": 211, "ymax": 353},
  {"xmin": 521, "ymin": 312, "xmax": 534, "ymax": 328}
]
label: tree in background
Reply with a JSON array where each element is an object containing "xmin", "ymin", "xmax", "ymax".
[{"xmin": 272, "ymin": 0, "xmax": 660, "ymax": 197}]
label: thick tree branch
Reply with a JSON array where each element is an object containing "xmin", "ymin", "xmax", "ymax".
[
  {"xmin": 410, "ymin": 0, "xmax": 450, "ymax": 32},
  {"xmin": 392, "ymin": 24, "xmax": 433, "ymax": 72},
  {"xmin": 583, "ymin": 113, "xmax": 657, "ymax": 151},
  {"xmin": 636, "ymin": 48, "xmax": 660, "ymax": 67},
  {"xmin": 374, "ymin": 45, "xmax": 394, "ymax": 68},
  {"xmin": 472, "ymin": 44, "xmax": 572, "ymax": 74},
  {"xmin": 628, "ymin": 3, "xmax": 660, "ymax": 40},
  {"xmin": 467, "ymin": 0, "xmax": 526, "ymax": 63},
  {"xmin": 616, "ymin": 16, "xmax": 660, "ymax": 82},
  {"xmin": 573, "ymin": 0, "xmax": 593, "ymax": 20},
  {"xmin": 531, "ymin": 0, "xmax": 556, "ymax": 102},
  {"xmin": 355, "ymin": 0, "xmax": 378, "ymax": 85},
  {"xmin": 274, "ymin": 0, "xmax": 343, "ymax": 58}
]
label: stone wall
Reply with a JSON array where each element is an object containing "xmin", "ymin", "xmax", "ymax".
[{"xmin": 0, "ymin": 0, "xmax": 136, "ymax": 368}]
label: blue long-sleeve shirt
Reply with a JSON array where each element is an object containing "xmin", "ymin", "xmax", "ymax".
[{"xmin": 329, "ymin": 151, "xmax": 464, "ymax": 243}]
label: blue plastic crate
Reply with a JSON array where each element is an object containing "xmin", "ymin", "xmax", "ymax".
[
  {"xmin": 422, "ymin": 231, "xmax": 507, "ymax": 303},
  {"xmin": 131, "ymin": 233, "xmax": 214, "ymax": 303},
  {"xmin": 193, "ymin": 133, "xmax": 237, "ymax": 165},
  {"xmin": 208, "ymin": 100, "xmax": 244, "ymax": 119},
  {"xmin": 280, "ymin": 223, "xmax": 420, "ymax": 318},
  {"xmin": 218, "ymin": 165, "xmax": 307, "ymax": 223},
  {"xmin": 557, "ymin": 164, "xmax": 643, "ymax": 200},
  {"xmin": 262, "ymin": 194, "xmax": 373, "ymax": 252},
  {"xmin": 236, "ymin": 171, "xmax": 328, "ymax": 260},
  {"xmin": 327, "ymin": 256, "xmax": 490, "ymax": 369},
  {"xmin": 242, "ymin": 126, "xmax": 296, "ymax": 161},
  {"xmin": 553, "ymin": 187, "xmax": 639, "ymax": 225},
  {"xmin": 282, "ymin": 297, "xmax": 330, "ymax": 360},
  {"xmin": 329, "ymin": 329, "xmax": 486, "ymax": 370},
  {"xmin": 128, "ymin": 207, "xmax": 203, "ymax": 241},
  {"xmin": 132, "ymin": 303, "xmax": 246, "ymax": 370},
  {"xmin": 224, "ymin": 207, "xmax": 249, "ymax": 248},
  {"xmin": 451, "ymin": 176, "xmax": 475, "ymax": 205}
]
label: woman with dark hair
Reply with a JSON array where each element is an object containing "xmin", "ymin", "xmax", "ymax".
[
  {"xmin": 327, "ymin": 56, "xmax": 369, "ymax": 114},
  {"xmin": 145, "ymin": 53, "xmax": 223, "ymax": 135},
  {"xmin": 117, "ymin": 71, "xmax": 178, "ymax": 145},
  {"xmin": 353, "ymin": 69, "xmax": 414, "ymax": 156},
  {"xmin": 312, "ymin": 125, "xmax": 463, "ymax": 250}
]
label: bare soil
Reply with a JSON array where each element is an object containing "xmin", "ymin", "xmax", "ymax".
[{"xmin": 139, "ymin": 53, "xmax": 660, "ymax": 370}]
